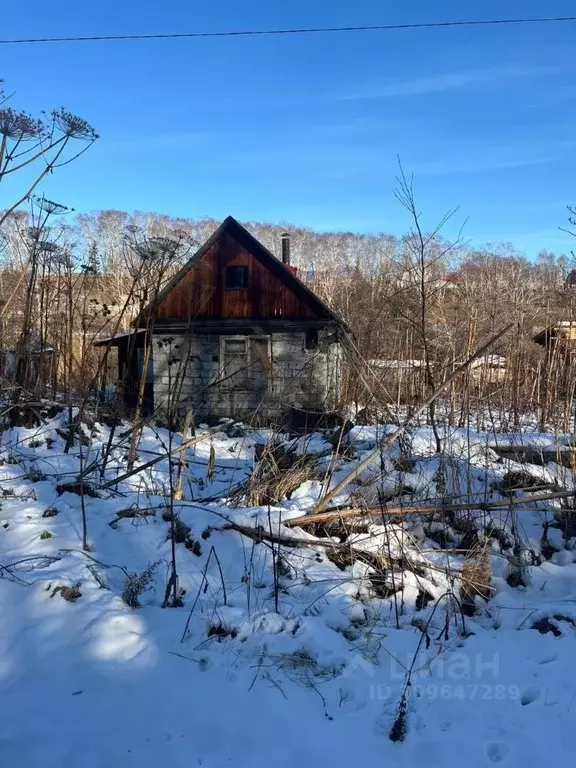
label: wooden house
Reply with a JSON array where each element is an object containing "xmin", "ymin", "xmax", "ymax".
[
  {"xmin": 95, "ymin": 216, "xmax": 347, "ymax": 425},
  {"xmin": 533, "ymin": 321, "xmax": 576, "ymax": 348}
]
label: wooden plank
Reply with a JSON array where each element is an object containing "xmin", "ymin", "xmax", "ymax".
[
  {"xmin": 150, "ymin": 319, "xmax": 339, "ymax": 333},
  {"xmin": 285, "ymin": 487, "xmax": 576, "ymax": 528}
]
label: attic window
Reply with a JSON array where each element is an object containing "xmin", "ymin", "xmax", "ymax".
[{"xmin": 225, "ymin": 266, "xmax": 248, "ymax": 290}]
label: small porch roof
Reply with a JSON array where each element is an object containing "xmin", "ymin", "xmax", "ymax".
[{"xmin": 93, "ymin": 329, "xmax": 148, "ymax": 347}]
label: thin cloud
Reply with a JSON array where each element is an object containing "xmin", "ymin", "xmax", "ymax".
[
  {"xmin": 102, "ymin": 132, "xmax": 207, "ymax": 154},
  {"xmin": 492, "ymin": 229, "xmax": 576, "ymax": 253},
  {"xmin": 414, "ymin": 155, "xmax": 559, "ymax": 177},
  {"xmin": 340, "ymin": 65, "xmax": 559, "ymax": 100},
  {"xmin": 412, "ymin": 137, "xmax": 576, "ymax": 176}
]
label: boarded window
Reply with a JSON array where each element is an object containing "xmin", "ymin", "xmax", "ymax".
[
  {"xmin": 221, "ymin": 337, "xmax": 270, "ymax": 391},
  {"xmin": 225, "ymin": 266, "xmax": 248, "ymax": 290},
  {"xmin": 222, "ymin": 338, "xmax": 247, "ymax": 389},
  {"xmin": 249, "ymin": 338, "xmax": 271, "ymax": 391}
]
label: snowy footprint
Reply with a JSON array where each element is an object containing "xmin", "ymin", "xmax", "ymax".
[
  {"xmin": 487, "ymin": 742, "xmax": 510, "ymax": 763},
  {"xmin": 413, "ymin": 740, "xmax": 443, "ymax": 765}
]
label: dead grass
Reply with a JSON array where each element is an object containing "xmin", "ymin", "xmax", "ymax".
[
  {"xmin": 236, "ymin": 442, "xmax": 320, "ymax": 506},
  {"xmin": 460, "ymin": 538, "xmax": 492, "ymax": 614},
  {"xmin": 122, "ymin": 560, "xmax": 161, "ymax": 608}
]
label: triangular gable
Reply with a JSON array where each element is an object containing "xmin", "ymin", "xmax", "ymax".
[{"xmin": 135, "ymin": 216, "xmax": 345, "ymax": 327}]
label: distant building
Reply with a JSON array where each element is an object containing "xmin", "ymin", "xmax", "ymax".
[
  {"xmin": 470, "ymin": 354, "xmax": 507, "ymax": 382},
  {"xmin": 566, "ymin": 270, "xmax": 576, "ymax": 290},
  {"xmin": 533, "ymin": 321, "xmax": 576, "ymax": 349},
  {"xmin": 367, "ymin": 359, "xmax": 425, "ymax": 370}
]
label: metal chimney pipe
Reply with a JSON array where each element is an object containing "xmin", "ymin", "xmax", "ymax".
[{"xmin": 281, "ymin": 232, "xmax": 291, "ymax": 265}]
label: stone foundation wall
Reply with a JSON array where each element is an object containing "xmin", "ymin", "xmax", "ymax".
[{"xmin": 151, "ymin": 330, "xmax": 341, "ymax": 423}]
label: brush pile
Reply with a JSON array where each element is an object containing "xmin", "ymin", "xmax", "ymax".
[{"xmin": 1, "ymin": 407, "xmax": 576, "ymax": 764}]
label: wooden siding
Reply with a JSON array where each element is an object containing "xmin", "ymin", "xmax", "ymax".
[{"xmin": 155, "ymin": 232, "xmax": 317, "ymax": 322}]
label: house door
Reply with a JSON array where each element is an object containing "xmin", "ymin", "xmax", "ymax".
[{"xmin": 220, "ymin": 336, "xmax": 271, "ymax": 413}]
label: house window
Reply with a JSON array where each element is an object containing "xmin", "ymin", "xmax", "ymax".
[
  {"xmin": 221, "ymin": 336, "xmax": 270, "ymax": 390},
  {"xmin": 305, "ymin": 329, "xmax": 319, "ymax": 350},
  {"xmin": 222, "ymin": 338, "xmax": 248, "ymax": 389},
  {"xmin": 225, "ymin": 265, "xmax": 248, "ymax": 290}
]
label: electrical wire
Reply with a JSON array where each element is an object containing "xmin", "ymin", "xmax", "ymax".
[{"xmin": 1, "ymin": 16, "xmax": 575, "ymax": 45}]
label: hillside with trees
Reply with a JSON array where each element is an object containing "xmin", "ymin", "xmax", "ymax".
[{"xmin": 1, "ymin": 202, "xmax": 574, "ymax": 429}]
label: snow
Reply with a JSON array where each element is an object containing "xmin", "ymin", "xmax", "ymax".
[
  {"xmin": 367, "ymin": 355, "xmax": 507, "ymax": 371},
  {"xmin": 470, "ymin": 354, "xmax": 507, "ymax": 369},
  {"xmin": 368, "ymin": 358, "xmax": 425, "ymax": 369},
  {"xmin": 1, "ymin": 412, "xmax": 576, "ymax": 766}
]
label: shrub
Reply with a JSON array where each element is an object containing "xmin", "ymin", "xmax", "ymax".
[
  {"xmin": 26, "ymin": 468, "xmax": 46, "ymax": 482},
  {"xmin": 122, "ymin": 560, "xmax": 161, "ymax": 608}
]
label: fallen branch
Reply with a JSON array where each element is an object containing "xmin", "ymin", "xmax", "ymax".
[
  {"xmin": 313, "ymin": 324, "xmax": 513, "ymax": 514},
  {"xmin": 220, "ymin": 519, "xmax": 425, "ymax": 576},
  {"xmin": 57, "ymin": 548, "xmax": 131, "ymax": 577},
  {"xmin": 0, "ymin": 555, "xmax": 63, "ymax": 584},
  {"xmin": 108, "ymin": 505, "xmax": 157, "ymax": 528},
  {"xmin": 157, "ymin": 501, "xmax": 457, "ymax": 578},
  {"xmin": 285, "ymin": 487, "xmax": 576, "ymax": 528}
]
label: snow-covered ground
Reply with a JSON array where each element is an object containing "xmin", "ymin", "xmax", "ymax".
[{"xmin": 1, "ymin": 410, "xmax": 575, "ymax": 767}]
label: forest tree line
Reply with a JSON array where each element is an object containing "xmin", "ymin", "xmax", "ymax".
[{"xmin": 0, "ymin": 204, "xmax": 575, "ymax": 429}]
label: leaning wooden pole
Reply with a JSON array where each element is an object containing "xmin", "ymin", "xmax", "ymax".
[
  {"xmin": 312, "ymin": 323, "xmax": 514, "ymax": 514},
  {"xmin": 286, "ymin": 487, "xmax": 576, "ymax": 528}
]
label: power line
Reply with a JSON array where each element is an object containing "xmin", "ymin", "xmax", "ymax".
[{"xmin": 1, "ymin": 16, "xmax": 576, "ymax": 45}]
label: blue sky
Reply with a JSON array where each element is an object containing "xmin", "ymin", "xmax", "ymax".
[{"xmin": 2, "ymin": 0, "xmax": 576, "ymax": 256}]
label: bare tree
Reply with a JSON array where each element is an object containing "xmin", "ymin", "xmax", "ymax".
[
  {"xmin": 11, "ymin": 196, "xmax": 72, "ymax": 398},
  {"xmin": 393, "ymin": 163, "xmax": 465, "ymax": 451}
]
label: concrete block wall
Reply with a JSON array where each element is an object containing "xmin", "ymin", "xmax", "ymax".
[{"xmin": 151, "ymin": 330, "xmax": 341, "ymax": 423}]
